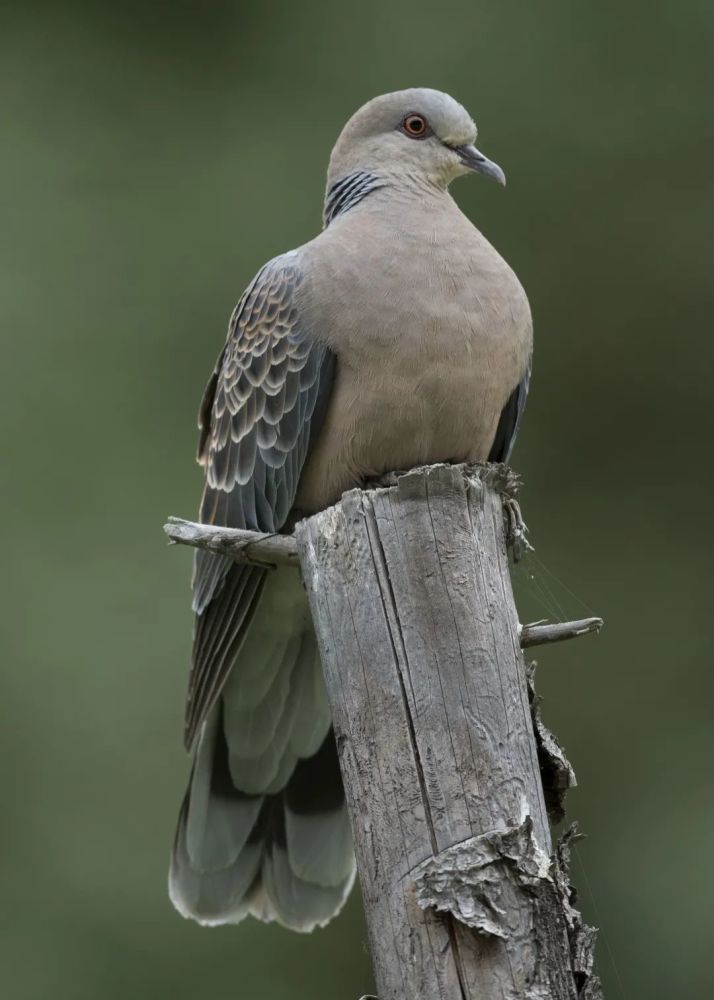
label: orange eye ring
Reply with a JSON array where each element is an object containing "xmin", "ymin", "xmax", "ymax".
[{"xmin": 401, "ymin": 113, "xmax": 429, "ymax": 139}]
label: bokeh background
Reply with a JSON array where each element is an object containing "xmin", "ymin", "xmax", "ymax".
[{"xmin": 3, "ymin": 1, "xmax": 713, "ymax": 997}]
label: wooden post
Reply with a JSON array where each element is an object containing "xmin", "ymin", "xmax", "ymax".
[{"xmin": 295, "ymin": 464, "xmax": 602, "ymax": 1000}]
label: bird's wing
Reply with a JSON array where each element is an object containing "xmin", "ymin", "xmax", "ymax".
[
  {"xmin": 185, "ymin": 251, "xmax": 335, "ymax": 747},
  {"xmin": 488, "ymin": 354, "xmax": 532, "ymax": 464}
]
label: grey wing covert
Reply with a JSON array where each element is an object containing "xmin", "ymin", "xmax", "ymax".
[{"xmin": 169, "ymin": 252, "xmax": 354, "ymax": 931}]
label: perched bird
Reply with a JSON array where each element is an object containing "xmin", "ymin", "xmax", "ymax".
[{"xmin": 169, "ymin": 88, "xmax": 533, "ymax": 932}]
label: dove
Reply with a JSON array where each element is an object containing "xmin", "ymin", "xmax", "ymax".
[{"xmin": 169, "ymin": 88, "xmax": 532, "ymax": 932}]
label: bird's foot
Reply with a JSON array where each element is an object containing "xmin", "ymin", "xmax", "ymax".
[{"xmin": 366, "ymin": 470, "xmax": 404, "ymax": 489}]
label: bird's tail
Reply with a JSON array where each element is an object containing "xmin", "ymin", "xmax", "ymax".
[{"xmin": 168, "ymin": 571, "xmax": 355, "ymax": 931}]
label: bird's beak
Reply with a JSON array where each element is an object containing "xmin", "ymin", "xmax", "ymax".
[{"xmin": 453, "ymin": 144, "xmax": 507, "ymax": 186}]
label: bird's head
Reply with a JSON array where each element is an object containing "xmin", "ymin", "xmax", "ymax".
[{"xmin": 327, "ymin": 88, "xmax": 505, "ymax": 192}]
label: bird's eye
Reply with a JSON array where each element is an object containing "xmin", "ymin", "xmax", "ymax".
[{"xmin": 401, "ymin": 114, "xmax": 428, "ymax": 139}]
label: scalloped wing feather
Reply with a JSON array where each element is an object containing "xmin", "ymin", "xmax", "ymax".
[{"xmin": 185, "ymin": 252, "xmax": 335, "ymax": 748}]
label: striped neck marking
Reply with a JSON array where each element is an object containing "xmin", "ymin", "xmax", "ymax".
[{"xmin": 323, "ymin": 171, "xmax": 383, "ymax": 227}]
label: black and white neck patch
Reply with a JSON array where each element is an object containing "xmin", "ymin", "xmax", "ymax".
[{"xmin": 323, "ymin": 171, "xmax": 384, "ymax": 227}]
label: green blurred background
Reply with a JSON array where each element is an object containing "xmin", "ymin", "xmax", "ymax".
[{"xmin": 2, "ymin": 1, "xmax": 712, "ymax": 997}]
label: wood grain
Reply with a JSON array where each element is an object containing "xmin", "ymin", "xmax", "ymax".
[{"xmin": 295, "ymin": 464, "xmax": 601, "ymax": 1000}]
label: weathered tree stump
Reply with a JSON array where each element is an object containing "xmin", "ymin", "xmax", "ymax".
[{"xmin": 295, "ymin": 464, "xmax": 601, "ymax": 1000}]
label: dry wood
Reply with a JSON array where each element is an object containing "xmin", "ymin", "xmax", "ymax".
[
  {"xmin": 520, "ymin": 617, "xmax": 602, "ymax": 648},
  {"xmin": 164, "ymin": 517, "xmax": 602, "ymax": 652},
  {"xmin": 295, "ymin": 463, "xmax": 602, "ymax": 1000},
  {"xmin": 163, "ymin": 516, "xmax": 299, "ymax": 568}
]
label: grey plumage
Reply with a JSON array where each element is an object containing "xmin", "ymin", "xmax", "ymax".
[
  {"xmin": 170, "ymin": 87, "xmax": 533, "ymax": 932},
  {"xmin": 186, "ymin": 253, "xmax": 335, "ymax": 744},
  {"xmin": 489, "ymin": 356, "xmax": 532, "ymax": 464}
]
